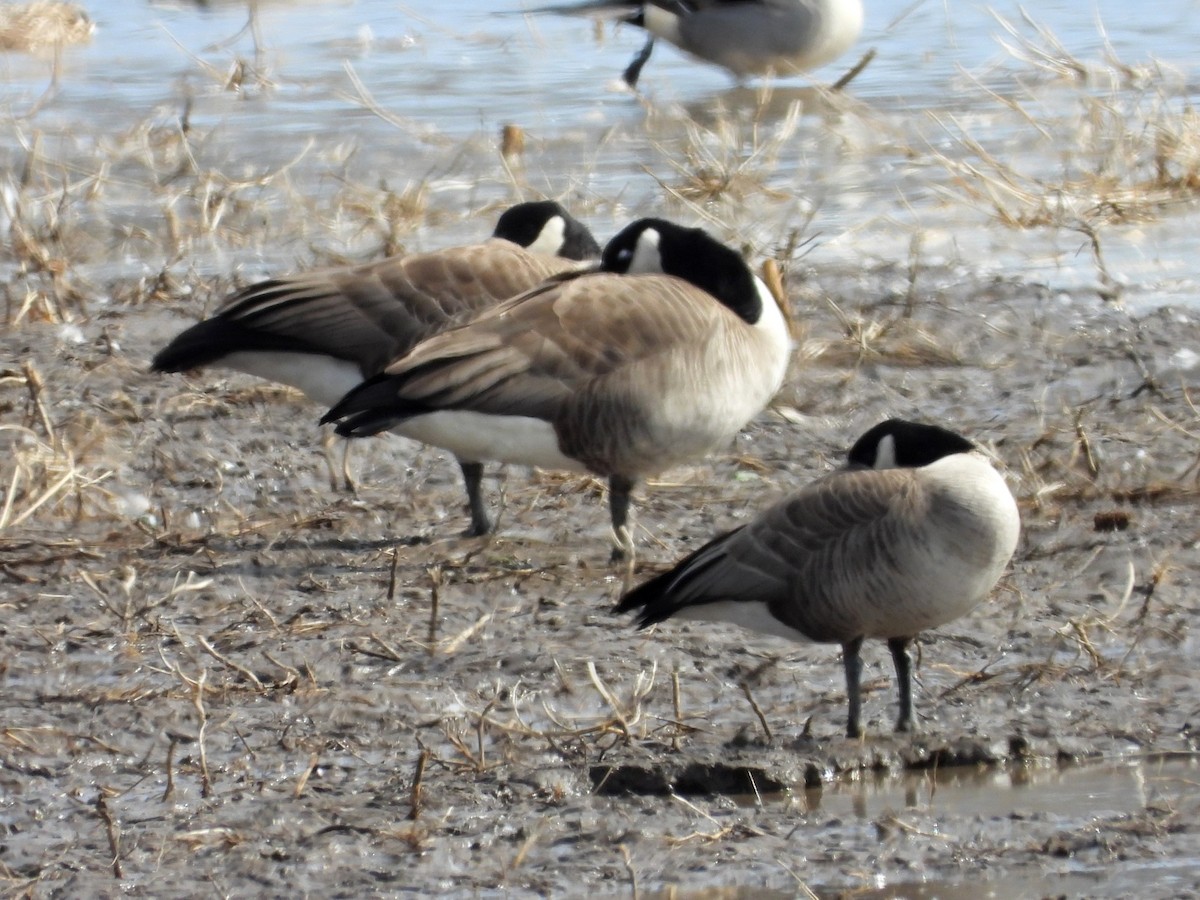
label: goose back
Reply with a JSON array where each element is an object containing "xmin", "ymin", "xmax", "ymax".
[
  {"xmin": 330, "ymin": 265, "xmax": 790, "ymax": 476},
  {"xmin": 152, "ymin": 239, "xmax": 583, "ymax": 393},
  {"xmin": 621, "ymin": 450, "xmax": 1019, "ymax": 642}
]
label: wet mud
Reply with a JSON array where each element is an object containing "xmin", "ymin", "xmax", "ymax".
[{"xmin": 4, "ymin": 249, "xmax": 1200, "ymax": 896}]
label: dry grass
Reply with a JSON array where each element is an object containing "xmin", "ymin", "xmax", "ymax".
[
  {"xmin": 0, "ymin": 1, "xmax": 92, "ymax": 53},
  {"xmin": 649, "ymin": 97, "xmax": 802, "ymax": 207},
  {"xmin": 804, "ymin": 297, "xmax": 964, "ymax": 370},
  {"xmin": 924, "ymin": 12, "xmax": 1200, "ymax": 231},
  {"xmin": 0, "ymin": 360, "xmax": 121, "ymax": 535},
  {"xmin": 0, "ymin": 110, "xmax": 476, "ymax": 323}
]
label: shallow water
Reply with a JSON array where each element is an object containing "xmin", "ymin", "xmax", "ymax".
[
  {"xmin": 799, "ymin": 756, "xmax": 1166, "ymax": 821},
  {"xmin": 651, "ymin": 756, "xmax": 1200, "ymax": 897},
  {"xmin": 3, "ymin": 1, "xmax": 1200, "ymax": 308},
  {"xmin": 6, "ymin": 1, "xmax": 1200, "ymax": 128}
]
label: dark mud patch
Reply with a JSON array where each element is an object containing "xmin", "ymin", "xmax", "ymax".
[
  {"xmin": 591, "ymin": 760, "xmax": 790, "ymax": 797},
  {"xmin": 588, "ymin": 731, "xmax": 1110, "ymax": 800}
]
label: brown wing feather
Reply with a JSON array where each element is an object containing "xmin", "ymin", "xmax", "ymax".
[
  {"xmin": 675, "ymin": 468, "xmax": 917, "ymax": 640},
  {"xmin": 767, "ymin": 470, "xmax": 924, "ymax": 641},
  {"xmin": 380, "ymin": 272, "xmax": 730, "ymax": 426},
  {"xmin": 218, "ymin": 240, "xmax": 576, "ymax": 376}
]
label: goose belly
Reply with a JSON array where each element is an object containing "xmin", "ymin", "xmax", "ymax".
[
  {"xmin": 848, "ymin": 535, "xmax": 1014, "ymax": 640},
  {"xmin": 223, "ymin": 351, "xmax": 366, "ymax": 408},
  {"xmin": 851, "ymin": 462, "xmax": 1019, "ymax": 639},
  {"xmin": 394, "ymin": 411, "xmax": 586, "ymax": 471},
  {"xmin": 674, "ymin": 600, "xmax": 816, "ymax": 644}
]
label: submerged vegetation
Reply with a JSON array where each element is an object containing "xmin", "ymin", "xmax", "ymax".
[{"xmin": 928, "ymin": 11, "xmax": 1200, "ymax": 228}]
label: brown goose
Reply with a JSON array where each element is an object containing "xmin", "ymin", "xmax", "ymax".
[
  {"xmin": 151, "ymin": 200, "xmax": 600, "ymax": 535},
  {"xmin": 616, "ymin": 419, "xmax": 1021, "ymax": 737},
  {"xmin": 322, "ymin": 217, "xmax": 793, "ymax": 559}
]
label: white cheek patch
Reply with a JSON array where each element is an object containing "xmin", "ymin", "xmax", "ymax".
[
  {"xmin": 873, "ymin": 433, "xmax": 897, "ymax": 470},
  {"xmin": 524, "ymin": 215, "xmax": 567, "ymax": 257},
  {"xmin": 626, "ymin": 227, "xmax": 663, "ymax": 274}
]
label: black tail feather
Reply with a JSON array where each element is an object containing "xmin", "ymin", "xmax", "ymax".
[
  {"xmin": 331, "ymin": 408, "xmax": 402, "ymax": 438},
  {"xmin": 151, "ymin": 319, "xmax": 241, "ymax": 372},
  {"xmin": 322, "ymin": 373, "xmax": 429, "ymax": 437},
  {"xmin": 614, "ymin": 525, "xmax": 742, "ymax": 627},
  {"xmin": 613, "ymin": 564, "xmax": 684, "ymax": 628},
  {"xmin": 151, "ymin": 315, "xmax": 333, "ymax": 373}
]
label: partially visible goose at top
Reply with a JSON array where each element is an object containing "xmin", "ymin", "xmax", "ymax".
[
  {"xmin": 152, "ymin": 200, "xmax": 601, "ymax": 536},
  {"xmin": 322, "ymin": 217, "xmax": 794, "ymax": 560},
  {"xmin": 524, "ymin": 0, "xmax": 863, "ymax": 87},
  {"xmin": 616, "ymin": 419, "xmax": 1021, "ymax": 737}
]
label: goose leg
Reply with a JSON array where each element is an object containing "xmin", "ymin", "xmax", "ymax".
[
  {"xmin": 888, "ymin": 636, "xmax": 914, "ymax": 733},
  {"xmin": 608, "ymin": 474, "xmax": 636, "ymax": 562},
  {"xmin": 842, "ymin": 636, "xmax": 865, "ymax": 738},
  {"xmin": 339, "ymin": 439, "xmax": 356, "ymax": 493},
  {"xmin": 623, "ymin": 35, "xmax": 654, "ymax": 88},
  {"xmin": 321, "ymin": 429, "xmax": 357, "ymax": 493},
  {"xmin": 458, "ymin": 460, "xmax": 492, "ymax": 537}
]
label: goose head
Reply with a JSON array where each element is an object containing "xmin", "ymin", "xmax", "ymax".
[
  {"xmin": 848, "ymin": 419, "xmax": 979, "ymax": 471},
  {"xmin": 493, "ymin": 200, "xmax": 601, "ymax": 261}
]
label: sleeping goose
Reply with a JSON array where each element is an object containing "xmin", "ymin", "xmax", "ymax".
[
  {"xmin": 616, "ymin": 419, "xmax": 1021, "ymax": 737},
  {"xmin": 524, "ymin": 0, "xmax": 863, "ymax": 87},
  {"xmin": 151, "ymin": 200, "xmax": 600, "ymax": 536},
  {"xmin": 322, "ymin": 217, "xmax": 793, "ymax": 559}
]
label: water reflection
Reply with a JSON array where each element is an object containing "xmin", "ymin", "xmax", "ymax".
[
  {"xmin": 662, "ymin": 757, "xmax": 1200, "ymax": 899},
  {"xmin": 791, "ymin": 755, "xmax": 1198, "ymax": 822},
  {"xmin": 675, "ymin": 83, "xmax": 850, "ymax": 128}
]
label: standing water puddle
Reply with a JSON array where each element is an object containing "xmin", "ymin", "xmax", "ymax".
[{"xmin": 647, "ymin": 755, "xmax": 1200, "ymax": 897}]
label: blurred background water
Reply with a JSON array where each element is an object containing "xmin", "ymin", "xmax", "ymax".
[
  {"xmin": 4, "ymin": 1, "xmax": 1198, "ymax": 133},
  {"xmin": 3, "ymin": 0, "xmax": 1200, "ymax": 308}
]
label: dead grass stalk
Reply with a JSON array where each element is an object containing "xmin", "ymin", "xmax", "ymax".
[{"xmin": 926, "ymin": 16, "xmax": 1200, "ymax": 234}]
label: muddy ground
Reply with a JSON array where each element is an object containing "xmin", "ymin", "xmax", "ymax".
[{"xmin": 3, "ymin": 247, "xmax": 1200, "ymax": 897}]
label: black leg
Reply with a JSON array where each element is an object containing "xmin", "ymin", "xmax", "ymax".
[
  {"xmin": 608, "ymin": 474, "xmax": 636, "ymax": 562},
  {"xmin": 623, "ymin": 36, "xmax": 654, "ymax": 88},
  {"xmin": 459, "ymin": 461, "xmax": 491, "ymax": 537},
  {"xmin": 888, "ymin": 636, "xmax": 914, "ymax": 733},
  {"xmin": 842, "ymin": 636, "xmax": 864, "ymax": 739}
]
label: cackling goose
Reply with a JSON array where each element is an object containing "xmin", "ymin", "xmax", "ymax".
[
  {"xmin": 151, "ymin": 200, "xmax": 600, "ymax": 536},
  {"xmin": 322, "ymin": 217, "xmax": 794, "ymax": 559},
  {"xmin": 616, "ymin": 419, "xmax": 1021, "ymax": 737}
]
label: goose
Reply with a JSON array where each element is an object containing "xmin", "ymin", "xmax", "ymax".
[
  {"xmin": 523, "ymin": 0, "xmax": 863, "ymax": 87},
  {"xmin": 322, "ymin": 217, "xmax": 793, "ymax": 559},
  {"xmin": 151, "ymin": 200, "xmax": 601, "ymax": 536},
  {"xmin": 615, "ymin": 419, "xmax": 1021, "ymax": 737}
]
